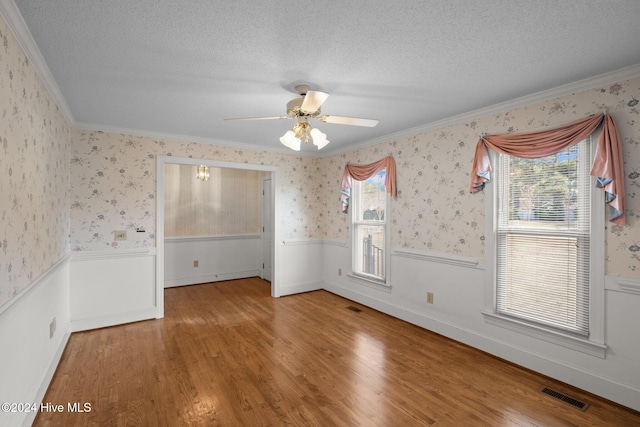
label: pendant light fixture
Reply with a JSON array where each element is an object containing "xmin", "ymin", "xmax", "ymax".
[{"xmin": 196, "ymin": 165, "xmax": 210, "ymax": 181}]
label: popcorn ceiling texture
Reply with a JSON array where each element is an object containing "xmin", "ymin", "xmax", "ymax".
[{"xmin": 13, "ymin": 0, "xmax": 640, "ymax": 153}]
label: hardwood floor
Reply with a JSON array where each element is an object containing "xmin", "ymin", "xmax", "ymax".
[{"xmin": 35, "ymin": 278, "xmax": 639, "ymax": 426}]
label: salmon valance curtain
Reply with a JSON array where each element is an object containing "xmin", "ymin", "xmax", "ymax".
[
  {"xmin": 342, "ymin": 156, "xmax": 397, "ymax": 199},
  {"xmin": 469, "ymin": 114, "xmax": 625, "ymax": 225}
]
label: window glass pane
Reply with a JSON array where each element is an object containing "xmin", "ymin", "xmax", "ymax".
[
  {"xmin": 354, "ymin": 224, "xmax": 385, "ymax": 279},
  {"xmin": 496, "ymin": 140, "xmax": 590, "ymax": 335},
  {"xmin": 499, "ymin": 143, "xmax": 588, "ymax": 231},
  {"xmin": 352, "ymin": 169, "xmax": 387, "ymax": 282},
  {"xmin": 355, "ymin": 170, "xmax": 386, "ymax": 222}
]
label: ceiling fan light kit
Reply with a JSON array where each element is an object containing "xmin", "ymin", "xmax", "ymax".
[
  {"xmin": 225, "ymin": 84, "xmax": 378, "ymax": 151},
  {"xmin": 279, "ymin": 130, "xmax": 301, "ymax": 151},
  {"xmin": 309, "ymin": 127, "xmax": 329, "ymax": 149}
]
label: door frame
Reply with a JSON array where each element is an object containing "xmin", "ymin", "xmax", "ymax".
[
  {"xmin": 155, "ymin": 156, "xmax": 279, "ymax": 318},
  {"xmin": 261, "ymin": 175, "xmax": 273, "ymax": 282}
]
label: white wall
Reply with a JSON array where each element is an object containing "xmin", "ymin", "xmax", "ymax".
[
  {"xmin": 0, "ymin": 257, "xmax": 71, "ymax": 427},
  {"xmin": 164, "ymin": 235, "xmax": 262, "ymax": 287},
  {"xmin": 276, "ymin": 240, "xmax": 324, "ymax": 296},
  {"xmin": 321, "ymin": 243, "xmax": 640, "ymax": 412},
  {"xmin": 70, "ymin": 249, "xmax": 157, "ymax": 331}
]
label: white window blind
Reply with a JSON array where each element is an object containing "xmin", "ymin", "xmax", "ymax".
[{"xmin": 496, "ymin": 139, "xmax": 591, "ymax": 336}]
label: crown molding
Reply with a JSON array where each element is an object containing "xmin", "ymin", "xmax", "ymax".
[
  {"xmin": 0, "ymin": 0, "xmax": 75, "ymax": 126},
  {"xmin": 321, "ymin": 63, "xmax": 640, "ymax": 157},
  {"xmin": 73, "ymin": 120, "xmax": 326, "ymax": 158}
]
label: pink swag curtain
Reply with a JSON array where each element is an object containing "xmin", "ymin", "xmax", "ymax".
[
  {"xmin": 342, "ymin": 156, "xmax": 397, "ymax": 199},
  {"xmin": 469, "ymin": 113, "xmax": 625, "ymax": 225}
]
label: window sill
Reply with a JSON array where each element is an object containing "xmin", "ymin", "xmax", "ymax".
[
  {"xmin": 347, "ymin": 273, "xmax": 392, "ymax": 293},
  {"xmin": 482, "ymin": 311, "xmax": 607, "ymax": 358}
]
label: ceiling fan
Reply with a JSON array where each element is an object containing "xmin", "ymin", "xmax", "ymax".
[{"xmin": 224, "ymin": 85, "xmax": 379, "ymax": 151}]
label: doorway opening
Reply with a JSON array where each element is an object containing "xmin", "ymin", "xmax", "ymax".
[{"xmin": 155, "ymin": 156, "xmax": 279, "ymax": 318}]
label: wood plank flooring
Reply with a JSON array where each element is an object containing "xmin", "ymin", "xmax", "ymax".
[{"xmin": 35, "ymin": 278, "xmax": 640, "ymax": 426}]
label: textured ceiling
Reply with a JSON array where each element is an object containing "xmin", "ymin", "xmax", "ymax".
[{"xmin": 7, "ymin": 0, "xmax": 640, "ymax": 155}]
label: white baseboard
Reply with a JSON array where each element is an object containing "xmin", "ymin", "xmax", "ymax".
[
  {"xmin": 164, "ymin": 270, "xmax": 261, "ymax": 288},
  {"xmin": 70, "ymin": 307, "xmax": 158, "ymax": 332},
  {"xmin": 278, "ymin": 281, "xmax": 323, "ymax": 297},
  {"xmin": 22, "ymin": 329, "xmax": 71, "ymax": 427}
]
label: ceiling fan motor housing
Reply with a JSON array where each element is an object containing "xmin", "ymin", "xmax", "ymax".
[{"xmin": 286, "ymin": 97, "xmax": 319, "ymax": 117}]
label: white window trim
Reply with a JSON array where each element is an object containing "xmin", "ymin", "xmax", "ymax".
[
  {"xmin": 349, "ymin": 181, "xmax": 392, "ymax": 288},
  {"xmin": 346, "ymin": 272, "xmax": 393, "ymax": 292},
  {"xmin": 481, "ymin": 136, "xmax": 606, "ymax": 358}
]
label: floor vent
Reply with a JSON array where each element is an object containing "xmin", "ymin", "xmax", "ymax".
[
  {"xmin": 346, "ymin": 306, "xmax": 362, "ymax": 313},
  {"xmin": 540, "ymin": 387, "xmax": 589, "ymax": 411}
]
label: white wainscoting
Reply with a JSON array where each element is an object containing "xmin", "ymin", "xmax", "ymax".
[
  {"xmin": 164, "ymin": 234, "xmax": 261, "ymax": 288},
  {"xmin": 0, "ymin": 256, "xmax": 71, "ymax": 427},
  {"xmin": 276, "ymin": 239, "xmax": 324, "ymax": 296},
  {"xmin": 321, "ymin": 243, "xmax": 640, "ymax": 412},
  {"xmin": 70, "ymin": 249, "xmax": 157, "ymax": 332}
]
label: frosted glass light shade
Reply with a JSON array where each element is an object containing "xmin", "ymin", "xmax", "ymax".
[
  {"xmin": 280, "ymin": 130, "xmax": 301, "ymax": 151},
  {"xmin": 310, "ymin": 128, "xmax": 329, "ymax": 149}
]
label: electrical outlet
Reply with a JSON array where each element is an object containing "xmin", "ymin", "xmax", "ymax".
[
  {"xmin": 193, "ymin": 260, "xmax": 199, "ymax": 267},
  {"xmin": 427, "ymin": 292, "xmax": 434, "ymax": 304},
  {"xmin": 338, "ymin": 268, "xmax": 342, "ymax": 276},
  {"xmin": 114, "ymin": 230, "xmax": 127, "ymax": 241},
  {"xmin": 49, "ymin": 317, "xmax": 56, "ymax": 339}
]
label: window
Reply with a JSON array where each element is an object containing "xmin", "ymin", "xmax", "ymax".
[
  {"xmin": 351, "ymin": 170, "xmax": 389, "ymax": 283},
  {"xmin": 484, "ymin": 137, "xmax": 606, "ymax": 356},
  {"xmin": 495, "ymin": 140, "xmax": 593, "ymax": 335}
]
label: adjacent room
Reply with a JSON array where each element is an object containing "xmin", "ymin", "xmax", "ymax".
[{"xmin": 1, "ymin": 1, "xmax": 639, "ymax": 426}]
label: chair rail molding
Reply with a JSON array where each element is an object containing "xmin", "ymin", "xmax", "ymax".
[{"xmin": 393, "ymin": 248, "xmax": 481, "ymax": 269}]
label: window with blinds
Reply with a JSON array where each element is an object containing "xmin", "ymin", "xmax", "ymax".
[{"xmin": 495, "ymin": 139, "xmax": 591, "ymax": 336}]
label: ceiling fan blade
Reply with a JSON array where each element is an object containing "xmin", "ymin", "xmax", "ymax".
[
  {"xmin": 321, "ymin": 115, "xmax": 379, "ymax": 127},
  {"xmin": 300, "ymin": 90, "xmax": 329, "ymax": 114},
  {"xmin": 224, "ymin": 116, "xmax": 289, "ymax": 122}
]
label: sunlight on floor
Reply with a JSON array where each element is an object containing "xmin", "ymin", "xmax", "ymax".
[{"xmin": 349, "ymin": 332, "xmax": 387, "ymax": 423}]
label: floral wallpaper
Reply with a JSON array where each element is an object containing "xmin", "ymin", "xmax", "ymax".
[
  {"xmin": 0, "ymin": 17, "xmax": 71, "ymax": 309},
  {"xmin": 320, "ymin": 77, "xmax": 640, "ymax": 279},
  {"xmin": 70, "ymin": 129, "xmax": 322, "ymax": 251}
]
